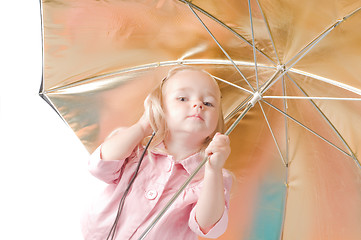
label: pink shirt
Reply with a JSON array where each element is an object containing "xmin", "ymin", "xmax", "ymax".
[{"xmin": 81, "ymin": 143, "xmax": 232, "ymax": 240}]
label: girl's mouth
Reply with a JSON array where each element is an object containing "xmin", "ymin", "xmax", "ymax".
[{"xmin": 187, "ymin": 114, "xmax": 204, "ymax": 121}]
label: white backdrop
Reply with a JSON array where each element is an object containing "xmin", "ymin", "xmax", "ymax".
[{"xmin": 0, "ymin": 1, "xmax": 104, "ymax": 239}]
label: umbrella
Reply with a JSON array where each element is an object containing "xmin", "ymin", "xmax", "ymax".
[{"xmin": 40, "ymin": 0, "xmax": 361, "ymax": 239}]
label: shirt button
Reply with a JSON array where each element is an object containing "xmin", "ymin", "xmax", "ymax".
[{"xmin": 145, "ymin": 190, "xmax": 157, "ymax": 200}]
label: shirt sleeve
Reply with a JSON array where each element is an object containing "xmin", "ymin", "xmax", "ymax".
[
  {"xmin": 188, "ymin": 169, "xmax": 233, "ymax": 238},
  {"xmin": 188, "ymin": 205, "xmax": 229, "ymax": 239},
  {"xmin": 88, "ymin": 144, "xmax": 127, "ymax": 184}
]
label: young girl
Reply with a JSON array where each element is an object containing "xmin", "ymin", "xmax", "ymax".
[{"xmin": 81, "ymin": 66, "xmax": 233, "ymax": 240}]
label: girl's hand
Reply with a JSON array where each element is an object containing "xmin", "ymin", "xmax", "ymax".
[
  {"xmin": 137, "ymin": 112, "xmax": 153, "ymax": 137},
  {"xmin": 205, "ymin": 133, "xmax": 231, "ymax": 171}
]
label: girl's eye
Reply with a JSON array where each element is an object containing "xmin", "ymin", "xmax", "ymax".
[
  {"xmin": 203, "ymin": 101, "xmax": 214, "ymax": 107},
  {"xmin": 178, "ymin": 97, "xmax": 187, "ymax": 102}
]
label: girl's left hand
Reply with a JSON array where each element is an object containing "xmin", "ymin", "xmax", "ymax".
[{"xmin": 205, "ymin": 133, "xmax": 231, "ymax": 171}]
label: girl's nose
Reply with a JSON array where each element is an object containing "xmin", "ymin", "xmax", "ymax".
[{"xmin": 193, "ymin": 102, "xmax": 203, "ymax": 109}]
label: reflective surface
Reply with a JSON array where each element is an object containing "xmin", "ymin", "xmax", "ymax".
[{"xmin": 41, "ymin": 0, "xmax": 361, "ymax": 239}]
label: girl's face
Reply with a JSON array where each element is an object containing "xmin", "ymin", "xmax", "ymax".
[{"xmin": 162, "ymin": 70, "xmax": 221, "ymax": 140}]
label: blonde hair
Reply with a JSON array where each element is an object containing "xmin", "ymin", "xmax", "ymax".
[{"xmin": 144, "ymin": 66, "xmax": 225, "ymax": 152}]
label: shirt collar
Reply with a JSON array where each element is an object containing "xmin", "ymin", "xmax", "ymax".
[{"xmin": 150, "ymin": 142, "xmax": 204, "ymax": 175}]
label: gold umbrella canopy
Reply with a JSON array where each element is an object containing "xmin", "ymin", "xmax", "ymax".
[{"xmin": 40, "ymin": 0, "xmax": 361, "ymax": 239}]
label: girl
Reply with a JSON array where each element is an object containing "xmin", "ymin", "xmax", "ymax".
[{"xmin": 82, "ymin": 66, "xmax": 233, "ymax": 239}]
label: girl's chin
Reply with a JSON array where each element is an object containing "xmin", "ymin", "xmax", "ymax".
[{"xmin": 176, "ymin": 129, "xmax": 212, "ymax": 139}]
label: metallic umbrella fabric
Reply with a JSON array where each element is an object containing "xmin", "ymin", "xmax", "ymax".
[{"xmin": 40, "ymin": 0, "xmax": 361, "ymax": 239}]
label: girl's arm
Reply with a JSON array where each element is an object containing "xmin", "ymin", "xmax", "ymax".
[
  {"xmin": 195, "ymin": 133, "xmax": 231, "ymax": 232},
  {"xmin": 101, "ymin": 113, "xmax": 152, "ymax": 161}
]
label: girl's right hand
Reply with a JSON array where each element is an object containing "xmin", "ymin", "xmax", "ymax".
[{"xmin": 137, "ymin": 112, "xmax": 153, "ymax": 137}]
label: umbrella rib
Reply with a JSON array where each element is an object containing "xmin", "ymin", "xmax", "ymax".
[
  {"xmin": 282, "ymin": 76, "xmax": 289, "ymax": 166},
  {"xmin": 256, "ymin": 4, "xmax": 351, "ymax": 96},
  {"xmin": 286, "ymin": 74, "xmax": 360, "ymax": 167},
  {"xmin": 279, "ymin": 76, "xmax": 289, "ymax": 240},
  {"xmin": 260, "ymin": 18, "xmax": 340, "ymax": 95},
  {"xmin": 262, "ymin": 100, "xmax": 353, "ymax": 159},
  {"xmin": 38, "ymin": 92, "xmax": 67, "ymax": 124},
  {"xmin": 212, "ymin": 75, "xmax": 254, "ymax": 94},
  {"xmin": 248, "ymin": 0, "xmax": 260, "ymax": 90},
  {"xmin": 260, "ymin": 26, "xmax": 328, "ymax": 96},
  {"xmin": 258, "ymin": 101, "xmax": 287, "ymax": 167},
  {"xmin": 186, "ymin": 3, "xmax": 256, "ymax": 92},
  {"xmin": 177, "ymin": 0, "xmax": 276, "ymax": 65},
  {"xmin": 286, "ymin": 68, "xmax": 361, "ymax": 97},
  {"xmin": 285, "ymin": 25, "xmax": 334, "ymax": 67},
  {"xmin": 263, "ymin": 96, "xmax": 361, "ymax": 101},
  {"xmin": 255, "ymin": 0, "xmax": 281, "ymax": 65},
  {"xmin": 224, "ymin": 94, "xmax": 253, "ymax": 122},
  {"xmin": 44, "ymin": 60, "xmax": 275, "ymax": 94},
  {"xmin": 285, "ymin": 7, "xmax": 361, "ymax": 67}
]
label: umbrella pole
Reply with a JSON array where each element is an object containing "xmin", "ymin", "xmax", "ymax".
[{"xmin": 137, "ymin": 102, "xmax": 255, "ymax": 240}]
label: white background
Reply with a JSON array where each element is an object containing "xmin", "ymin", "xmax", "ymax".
[{"xmin": 0, "ymin": 1, "xmax": 104, "ymax": 239}]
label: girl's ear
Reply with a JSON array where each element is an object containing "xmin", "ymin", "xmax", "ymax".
[
  {"xmin": 144, "ymin": 89, "xmax": 165, "ymax": 134},
  {"xmin": 144, "ymin": 94, "xmax": 156, "ymax": 132}
]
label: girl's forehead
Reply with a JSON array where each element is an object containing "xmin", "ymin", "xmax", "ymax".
[{"xmin": 163, "ymin": 70, "xmax": 220, "ymax": 96}]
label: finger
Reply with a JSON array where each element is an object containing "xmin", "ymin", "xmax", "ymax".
[
  {"xmin": 212, "ymin": 133, "xmax": 230, "ymax": 142},
  {"xmin": 210, "ymin": 138, "xmax": 230, "ymax": 149},
  {"xmin": 206, "ymin": 143, "xmax": 229, "ymax": 156}
]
